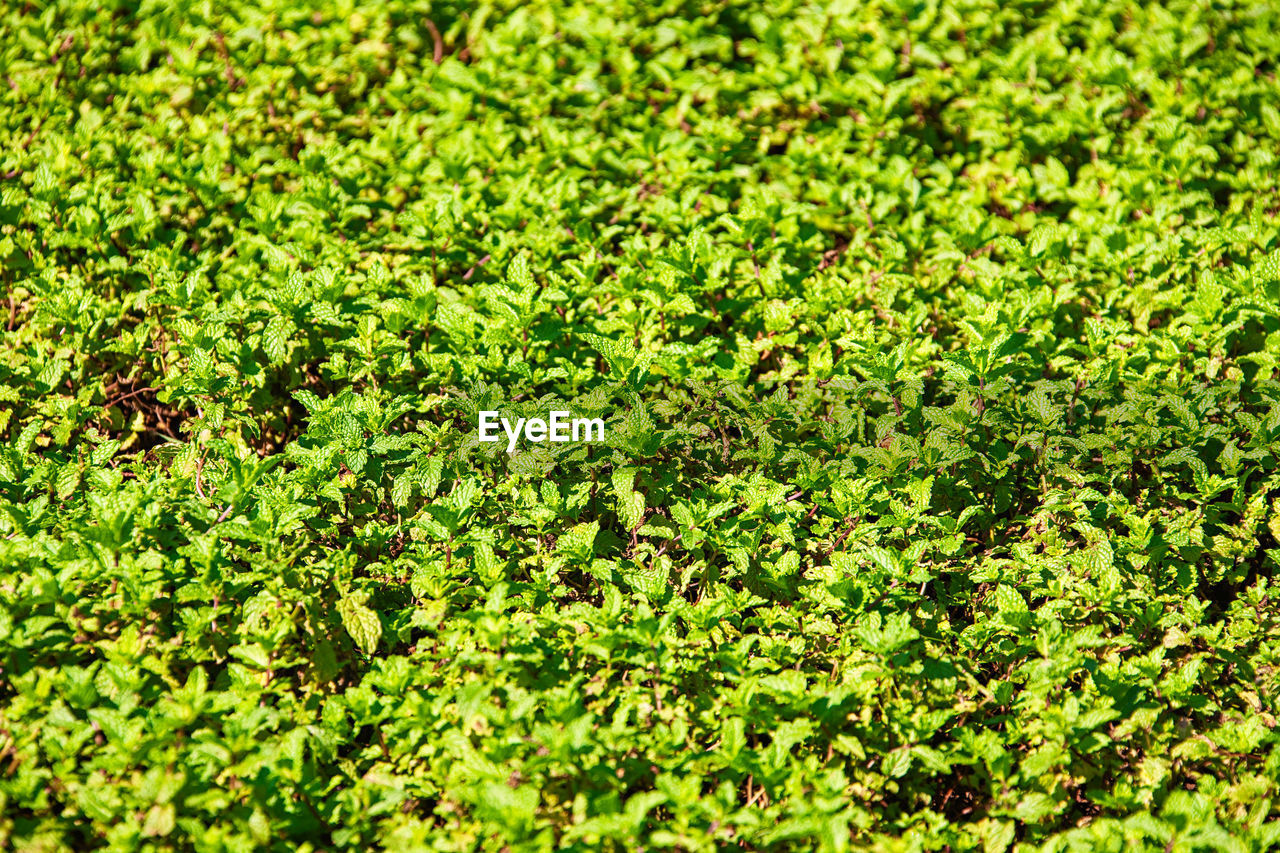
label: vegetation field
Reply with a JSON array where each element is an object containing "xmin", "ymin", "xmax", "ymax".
[{"xmin": 3, "ymin": 0, "xmax": 1280, "ymax": 850}]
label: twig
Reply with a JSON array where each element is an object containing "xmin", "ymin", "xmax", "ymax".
[
  {"xmin": 193, "ymin": 457, "xmax": 206, "ymax": 500},
  {"xmin": 653, "ymin": 534, "xmax": 683, "ymax": 559},
  {"xmin": 826, "ymin": 517, "xmax": 856, "ymax": 556},
  {"xmin": 425, "ymin": 19, "xmax": 444, "ymax": 64},
  {"xmin": 462, "ymin": 253, "xmax": 491, "ymax": 281},
  {"xmin": 21, "ymin": 120, "xmax": 40, "ymax": 150},
  {"xmin": 103, "ymin": 386, "xmax": 157, "ymax": 410}
]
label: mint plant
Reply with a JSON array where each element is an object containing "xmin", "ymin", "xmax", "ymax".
[{"xmin": 3, "ymin": 0, "xmax": 1280, "ymax": 850}]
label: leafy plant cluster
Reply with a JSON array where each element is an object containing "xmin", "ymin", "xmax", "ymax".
[{"xmin": 3, "ymin": 0, "xmax": 1280, "ymax": 849}]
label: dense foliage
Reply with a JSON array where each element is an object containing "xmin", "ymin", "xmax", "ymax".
[{"xmin": 3, "ymin": 0, "xmax": 1280, "ymax": 849}]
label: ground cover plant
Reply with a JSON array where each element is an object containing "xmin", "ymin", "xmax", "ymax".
[{"xmin": 3, "ymin": 0, "xmax": 1280, "ymax": 849}]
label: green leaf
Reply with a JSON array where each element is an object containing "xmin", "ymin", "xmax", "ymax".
[
  {"xmin": 263, "ymin": 315, "xmax": 292, "ymax": 366},
  {"xmin": 339, "ymin": 594, "xmax": 382, "ymax": 654},
  {"xmin": 557, "ymin": 520, "xmax": 598, "ymax": 561}
]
